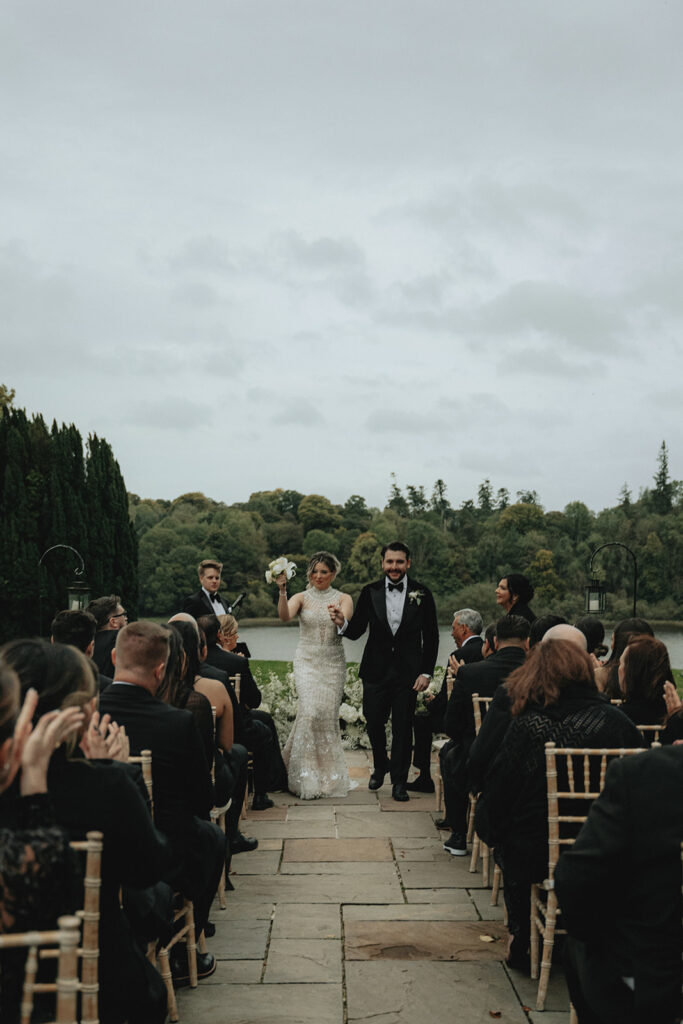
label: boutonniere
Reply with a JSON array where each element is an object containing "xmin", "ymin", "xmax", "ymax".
[{"xmin": 408, "ymin": 589, "xmax": 425, "ymax": 605}]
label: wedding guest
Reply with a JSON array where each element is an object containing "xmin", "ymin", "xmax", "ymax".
[
  {"xmin": 2, "ymin": 639, "xmax": 172, "ymax": 1023},
  {"xmin": 617, "ymin": 635, "xmax": 670, "ymax": 735},
  {"xmin": 495, "ymin": 574, "xmax": 536, "ymax": 624},
  {"xmin": 86, "ymin": 594, "xmax": 128, "ymax": 677},
  {"xmin": 183, "ymin": 559, "xmax": 230, "ymax": 619},
  {"xmin": 474, "ymin": 639, "xmax": 642, "ymax": 970},
  {"xmin": 468, "ymin": 623, "xmax": 588, "ymax": 795},
  {"xmin": 0, "ymin": 669, "xmax": 84, "ymax": 1024},
  {"xmin": 529, "ymin": 614, "xmax": 566, "ymax": 647},
  {"xmin": 556, "ymin": 744, "xmax": 683, "ymax": 1024},
  {"xmin": 50, "ymin": 608, "xmax": 111, "ymax": 692},
  {"xmin": 98, "ymin": 621, "xmax": 226, "ymax": 981},
  {"xmin": 217, "ymin": 613, "xmax": 251, "ymax": 658},
  {"xmin": 199, "ymin": 613, "xmax": 287, "ymax": 804},
  {"xmin": 574, "ymin": 615, "xmax": 607, "ymax": 659},
  {"xmin": 594, "ymin": 617, "xmax": 654, "ymax": 697},
  {"xmin": 440, "ymin": 615, "xmax": 529, "ymax": 856},
  {"xmin": 409, "ymin": 608, "xmax": 484, "ymax": 794}
]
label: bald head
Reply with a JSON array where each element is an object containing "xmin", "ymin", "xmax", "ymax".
[
  {"xmin": 168, "ymin": 612, "xmax": 199, "ymax": 636},
  {"xmin": 541, "ymin": 624, "xmax": 588, "ymax": 650}
]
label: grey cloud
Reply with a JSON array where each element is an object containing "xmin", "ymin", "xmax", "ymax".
[
  {"xmin": 169, "ymin": 236, "xmax": 235, "ymax": 275},
  {"xmin": 495, "ymin": 347, "xmax": 606, "ymax": 380},
  {"xmin": 126, "ymin": 397, "xmax": 210, "ymax": 431},
  {"xmin": 270, "ymin": 407, "xmax": 325, "ymax": 427},
  {"xmin": 278, "ymin": 232, "xmax": 366, "ymax": 271}
]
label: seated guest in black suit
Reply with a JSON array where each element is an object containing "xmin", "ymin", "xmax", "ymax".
[
  {"xmin": 2, "ymin": 638, "xmax": 172, "ymax": 1024},
  {"xmin": 198, "ymin": 614, "xmax": 288, "ymax": 805},
  {"xmin": 50, "ymin": 608, "xmax": 111, "ymax": 693},
  {"xmin": 217, "ymin": 613, "xmax": 252, "ymax": 658},
  {"xmin": 474, "ymin": 638, "xmax": 642, "ymax": 971},
  {"xmin": 183, "ymin": 559, "xmax": 231, "ymax": 619},
  {"xmin": 85, "ymin": 594, "xmax": 128, "ymax": 677},
  {"xmin": 556, "ymin": 744, "xmax": 683, "ymax": 1024},
  {"xmin": 99, "ymin": 621, "xmax": 226, "ymax": 980},
  {"xmin": 409, "ymin": 608, "xmax": 484, "ymax": 794},
  {"xmin": 440, "ymin": 615, "xmax": 529, "ymax": 856}
]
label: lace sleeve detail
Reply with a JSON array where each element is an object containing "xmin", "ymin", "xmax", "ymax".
[{"xmin": 0, "ymin": 825, "xmax": 78, "ymax": 933}]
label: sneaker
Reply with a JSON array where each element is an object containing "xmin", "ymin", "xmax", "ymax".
[{"xmin": 443, "ymin": 832, "xmax": 467, "ymax": 856}]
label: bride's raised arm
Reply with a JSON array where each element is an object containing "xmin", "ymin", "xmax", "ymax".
[{"xmin": 276, "ymin": 573, "xmax": 305, "ymax": 622}]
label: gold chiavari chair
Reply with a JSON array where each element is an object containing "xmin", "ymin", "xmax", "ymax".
[
  {"xmin": 433, "ymin": 667, "xmax": 455, "ymax": 814},
  {"xmin": 0, "ymin": 914, "xmax": 82, "ymax": 1024},
  {"xmin": 531, "ymin": 742, "xmax": 647, "ymax": 1011}
]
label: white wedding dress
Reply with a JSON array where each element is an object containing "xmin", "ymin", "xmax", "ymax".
[{"xmin": 282, "ymin": 585, "xmax": 351, "ymax": 799}]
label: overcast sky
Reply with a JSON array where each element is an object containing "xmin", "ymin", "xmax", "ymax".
[{"xmin": 2, "ymin": 1, "xmax": 682, "ymax": 514}]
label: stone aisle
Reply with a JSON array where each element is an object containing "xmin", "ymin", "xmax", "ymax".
[{"xmin": 177, "ymin": 749, "xmax": 571, "ymax": 1023}]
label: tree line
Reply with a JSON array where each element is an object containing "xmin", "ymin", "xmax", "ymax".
[{"xmin": 131, "ymin": 445, "xmax": 683, "ymax": 624}]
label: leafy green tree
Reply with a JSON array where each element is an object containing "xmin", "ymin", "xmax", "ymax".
[
  {"xmin": 297, "ymin": 494, "xmax": 342, "ymax": 534},
  {"xmin": 386, "ymin": 473, "xmax": 409, "ymax": 516},
  {"xmin": 477, "ymin": 479, "xmax": 493, "ymax": 513},
  {"xmin": 348, "ymin": 532, "xmax": 382, "ymax": 582},
  {"xmin": 341, "ymin": 495, "xmax": 372, "ymax": 532},
  {"xmin": 0, "ymin": 384, "xmax": 15, "ymax": 415},
  {"xmin": 652, "ymin": 441, "xmax": 673, "ymax": 515}
]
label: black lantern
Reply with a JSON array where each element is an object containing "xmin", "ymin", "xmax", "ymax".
[
  {"xmin": 67, "ymin": 577, "xmax": 91, "ymax": 610},
  {"xmin": 584, "ymin": 577, "xmax": 606, "ymax": 615}
]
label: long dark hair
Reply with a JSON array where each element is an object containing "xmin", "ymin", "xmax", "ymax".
[
  {"xmin": 156, "ymin": 627, "xmax": 192, "ymax": 707},
  {"xmin": 621, "ymin": 635, "xmax": 672, "ymax": 704},
  {"xmin": 506, "ymin": 640, "xmax": 596, "ymax": 717}
]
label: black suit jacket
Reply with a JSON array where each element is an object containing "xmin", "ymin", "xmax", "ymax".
[
  {"xmin": 98, "ymin": 683, "xmax": 212, "ymax": 849},
  {"xmin": 204, "ymin": 646, "xmax": 261, "ymax": 710},
  {"xmin": 344, "ymin": 577, "xmax": 439, "ymax": 687},
  {"xmin": 430, "ymin": 635, "xmax": 484, "ymax": 719},
  {"xmin": 183, "ymin": 588, "xmax": 228, "ymax": 619},
  {"xmin": 443, "ymin": 644, "xmax": 526, "ymax": 744},
  {"xmin": 92, "ymin": 630, "xmax": 117, "ymax": 675},
  {"xmin": 555, "ymin": 745, "xmax": 683, "ymax": 1022}
]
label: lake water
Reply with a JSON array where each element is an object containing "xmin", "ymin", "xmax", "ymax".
[{"xmin": 239, "ymin": 622, "xmax": 683, "ymax": 669}]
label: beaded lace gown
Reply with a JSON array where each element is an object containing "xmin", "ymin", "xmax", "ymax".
[{"xmin": 282, "ymin": 586, "xmax": 351, "ymax": 799}]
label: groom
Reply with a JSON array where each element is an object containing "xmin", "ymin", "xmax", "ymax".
[{"xmin": 329, "ymin": 542, "xmax": 439, "ymax": 801}]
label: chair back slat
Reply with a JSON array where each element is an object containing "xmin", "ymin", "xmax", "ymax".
[
  {"xmin": 0, "ymin": 915, "xmax": 82, "ymax": 1024},
  {"xmin": 230, "ymin": 673, "xmax": 241, "ymax": 702},
  {"xmin": 471, "ymin": 694, "xmax": 493, "ymax": 735},
  {"xmin": 128, "ymin": 749, "xmax": 154, "ymax": 817},
  {"xmin": 637, "ymin": 723, "xmax": 662, "ymax": 745}
]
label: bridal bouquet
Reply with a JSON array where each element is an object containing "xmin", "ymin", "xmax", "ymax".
[
  {"xmin": 414, "ymin": 675, "xmax": 442, "ymax": 716},
  {"xmin": 265, "ymin": 556, "xmax": 297, "ymax": 584}
]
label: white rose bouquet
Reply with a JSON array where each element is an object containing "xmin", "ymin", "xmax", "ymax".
[{"xmin": 265, "ymin": 556, "xmax": 297, "ymax": 585}]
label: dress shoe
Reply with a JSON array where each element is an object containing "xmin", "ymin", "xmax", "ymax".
[
  {"xmin": 251, "ymin": 793, "xmax": 274, "ymax": 811},
  {"xmin": 434, "ymin": 817, "xmax": 450, "ymax": 830},
  {"xmin": 204, "ymin": 921, "xmax": 216, "ymax": 938},
  {"xmin": 392, "ymin": 784, "xmax": 409, "ymax": 802},
  {"xmin": 230, "ymin": 831, "xmax": 258, "ymax": 854},
  {"xmin": 171, "ymin": 950, "xmax": 217, "ymax": 987},
  {"xmin": 368, "ymin": 767, "xmax": 389, "ymax": 791},
  {"xmin": 443, "ymin": 832, "xmax": 467, "ymax": 856},
  {"xmin": 405, "ymin": 776, "xmax": 435, "ymax": 793}
]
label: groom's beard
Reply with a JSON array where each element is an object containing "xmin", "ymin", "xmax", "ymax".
[{"xmin": 384, "ymin": 571, "xmax": 407, "ymax": 582}]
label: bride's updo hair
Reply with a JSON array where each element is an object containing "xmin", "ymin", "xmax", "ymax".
[{"xmin": 306, "ymin": 551, "xmax": 341, "ymax": 580}]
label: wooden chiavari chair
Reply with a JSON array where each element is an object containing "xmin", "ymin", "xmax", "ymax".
[
  {"xmin": 468, "ymin": 694, "xmax": 501, "ymax": 900},
  {"xmin": 127, "ymin": 749, "xmax": 197, "ymax": 1023},
  {"xmin": 0, "ymin": 914, "xmax": 82, "ymax": 1024},
  {"xmin": 531, "ymin": 741, "xmax": 647, "ymax": 1011},
  {"xmin": 230, "ymin": 673, "xmax": 252, "ymax": 819},
  {"xmin": 433, "ymin": 667, "xmax": 455, "ymax": 814},
  {"xmin": 209, "ymin": 706, "xmax": 231, "ymax": 911}
]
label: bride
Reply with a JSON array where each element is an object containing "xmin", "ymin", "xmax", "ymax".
[{"xmin": 276, "ymin": 552, "xmax": 354, "ymax": 799}]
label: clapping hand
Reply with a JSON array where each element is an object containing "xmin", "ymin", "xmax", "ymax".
[
  {"xmin": 663, "ymin": 680, "xmax": 682, "ymax": 715},
  {"xmin": 1, "ymin": 688, "xmax": 85, "ymax": 796},
  {"xmin": 448, "ymin": 654, "xmax": 465, "ymax": 678},
  {"xmin": 81, "ymin": 711, "xmax": 129, "ymax": 762}
]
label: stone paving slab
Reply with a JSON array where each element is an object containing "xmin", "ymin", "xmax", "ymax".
[
  {"xmin": 264, "ymin": 938, "xmax": 342, "ymax": 983},
  {"xmin": 271, "ymin": 903, "xmax": 341, "ymax": 939},
  {"xmin": 314, "ymin": 788, "xmax": 379, "ymax": 804},
  {"xmin": 285, "ymin": 804, "xmax": 336, "ymax": 820},
  {"xmin": 509, "ymin": 963, "xmax": 571, "ymax": 1014},
  {"xmin": 202, "ymin": 959, "xmax": 263, "ymax": 983},
  {"xmin": 231, "ymin": 851, "xmax": 282, "ymax": 874},
  {"xmin": 349, "ymin": 765, "xmax": 370, "ymax": 778},
  {"xmin": 404, "ymin": 887, "xmax": 490, "ymax": 904},
  {"xmin": 343, "ymin": 902, "xmax": 478, "ymax": 922},
  {"xmin": 281, "ymin": 861, "xmax": 398, "ymax": 877},
  {"xmin": 230, "ymin": 874, "xmax": 403, "ymax": 903},
  {"xmin": 378, "ymin": 794, "xmax": 437, "ymax": 812},
  {"xmin": 212, "ymin": 898, "xmax": 274, "ymax": 919},
  {"xmin": 283, "ymin": 837, "xmax": 392, "ymax": 862},
  {"xmin": 207, "ymin": 918, "xmax": 271, "ymax": 959},
  {"xmin": 346, "ymin": 962, "xmax": 529, "ymax": 1023},
  {"xmin": 392, "ymin": 838, "xmax": 454, "ymax": 861},
  {"xmin": 177, "ymin": 982, "xmax": 343, "ymax": 1022},
  {"xmin": 337, "ymin": 809, "xmax": 437, "ymax": 838},
  {"xmin": 244, "ymin": 805, "xmax": 289, "ymax": 821},
  {"xmin": 345, "ymin": 920, "xmax": 508, "ymax": 961},
  {"xmin": 256, "ymin": 838, "xmax": 283, "ymax": 851},
  {"xmin": 469, "ymin": 890, "xmax": 505, "ymax": 921},
  {"xmin": 398, "ymin": 860, "xmax": 488, "ymax": 889},
  {"xmin": 246, "ymin": 821, "xmax": 338, "ymax": 839}
]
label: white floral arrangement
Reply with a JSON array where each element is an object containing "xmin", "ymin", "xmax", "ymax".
[
  {"xmin": 265, "ymin": 556, "xmax": 297, "ymax": 585},
  {"xmin": 415, "ymin": 673, "xmax": 443, "ymax": 716},
  {"xmin": 408, "ymin": 589, "xmax": 425, "ymax": 605}
]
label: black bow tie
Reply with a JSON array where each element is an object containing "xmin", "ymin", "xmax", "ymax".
[
  {"xmin": 388, "ymin": 582, "xmax": 404, "ymax": 593},
  {"xmin": 210, "ymin": 593, "xmax": 221, "ymax": 603}
]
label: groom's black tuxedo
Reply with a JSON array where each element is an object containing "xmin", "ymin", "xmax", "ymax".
[{"xmin": 344, "ymin": 576, "xmax": 438, "ymax": 784}]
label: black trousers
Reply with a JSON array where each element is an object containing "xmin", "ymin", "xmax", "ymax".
[
  {"xmin": 563, "ymin": 938, "xmax": 636, "ymax": 1024},
  {"xmin": 412, "ymin": 708, "xmax": 444, "ymax": 774},
  {"xmin": 439, "ymin": 739, "xmax": 470, "ymax": 835},
  {"xmin": 239, "ymin": 716, "xmax": 273, "ymax": 794},
  {"xmin": 171, "ymin": 818, "xmax": 227, "ymax": 937},
  {"xmin": 250, "ymin": 708, "xmax": 288, "ymax": 791},
  {"xmin": 224, "ymin": 743, "xmax": 248, "ymax": 839},
  {"xmin": 363, "ymin": 676, "xmax": 417, "ymax": 785}
]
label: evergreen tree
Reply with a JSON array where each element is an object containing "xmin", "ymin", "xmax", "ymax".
[{"xmin": 652, "ymin": 441, "xmax": 673, "ymax": 515}]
